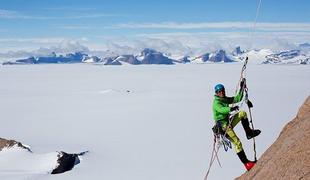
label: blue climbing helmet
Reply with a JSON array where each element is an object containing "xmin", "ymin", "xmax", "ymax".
[{"xmin": 214, "ymin": 84, "xmax": 225, "ymax": 93}]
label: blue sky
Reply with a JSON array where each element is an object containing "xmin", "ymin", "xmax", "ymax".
[{"xmin": 0, "ymin": 0, "xmax": 310, "ymax": 54}]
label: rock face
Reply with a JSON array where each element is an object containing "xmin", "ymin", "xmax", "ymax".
[{"xmin": 236, "ymin": 96, "xmax": 310, "ymax": 180}]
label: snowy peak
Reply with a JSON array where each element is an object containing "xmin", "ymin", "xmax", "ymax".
[
  {"xmin": 3, "ymin": 52, "xmax": 90, "ymax": 65},
  {"xmin": 179, "ymin": 56, "xmax": 191, "ymax": 63},
  {"xmin": 208, "ymin": 50, "xmax": 234, "ymax": 62},
  {"xmin": 101, "ymin": 48, "xmax": 174, "ymax": 65},
  {"xmin": 263, "ymin": 49, "xmax": 309, "ymax": 64},
  {"xmin": 200, "ymin": 53, "xmax": 210, "ymax": 62},
  {"xmin": 116, "ymin": 55, "xmax": 141, "ymax": 65},
  {"xmin": 2, "ymin": 46, "xmax": 310, "ymax": 65},
  {"xmin": 140, "ymin": 48, "xmax": 157, "ymax": 56},
  {"xmin": 193, "ymin": 50, "xmax": 234, "ymax": 63},
  {"xmin": 232, "ymin": 46, "xmax": 245, "ymax": 56},
  {"xmin": 242, "ymin": 49, "xmax": 274, "ymax": 64},
  {"xmin": 137, "ymin": 48, "xmax": 174, "ymax": 65},
  {"xmin": 276, "ymin": 50, "xmax": 300, "ymax": 60},
  {"xmin": 83, "ymin": 56, "xmax": 101, "ymax": 63}
]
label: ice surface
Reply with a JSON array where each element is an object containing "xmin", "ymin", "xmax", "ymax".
[
  {"xmin": 0, "ymin": 146, "xmax": 58, "ymax": 179},
  {"xmin": 0, "ymin": 63, "xmax": 309, "ymax": 180}
]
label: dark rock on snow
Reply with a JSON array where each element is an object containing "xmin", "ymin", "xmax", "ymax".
[
  {"xmin": 138, "ymin": 48, "xmax": 174, "ymax": 64},
  {"xmin": 116, "ymin": 55, "xmax": 141, "ymax": 65},
  {"xmin": 179, "ymin": 56, "xmax": 191, "ymax": 63},
  {"xmin": 208, "ymin": 50, "xmax": 234, "ymax": 62},
  {"xmin": 51, "ymin": 151, "xmax": 80, "ymax": 174},
  {"xmin": 0, "ymin": 138, "xmax": 31, "ymax": 152},
  {"xmin": 103, "ymin": 57, "xmax": 122, "ymax": 65},
  {"xmin": 0, "ymin": 137, "xmax": 86, "ymax": 174}
]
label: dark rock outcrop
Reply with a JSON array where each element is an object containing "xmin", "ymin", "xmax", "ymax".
[
  {"xmin": 301, "ymin": 58, "xmax": 310, "ymax": 65},
  {"xmin": 116, "ymin": 55, "xmax": 141, "ymax": 65},
  {"xmin": 263, "ymin": 50, "xmax": 305, "ymax": 64},
  {"xmin": 138, "ymin": 48, "xmax": 174, "ymax": 64},
  {"xmin": 236, "ymin": 96, "xmax": 310, "ymax": 180},
  {"xmin": 0, "ymin": 137, "xmax": 87, "ymax": 175},
  {"xmin": 208, "ymin": 50, "xmax": 234, "ymax": 62},
  {"xmin": 103, "ymin": 57, "xmax": 122, "ymax": 65},
  {"xmin": 200, "ymin": 53, "xmax": 210, "ymax": 62},
  {"xmin": 0, "ymin": 138, "xmax": 31, "ymax": 152},
  {"xmin": 2, "ymin": 52, "xmax": 89, "ymax": 65},
  {"xmin": 51, "ymin": 151, "xmax": 80, "ymax": 174},
  {"xmin": 179, "ymin": 56, "xmax": 191, "ymax": 63},
  {"xmin": 83, "ymin": 56, "xmax": 101, "ymax": 63},
  {"xmin": 299, "ymin": 43, "xmax": 310, "ymax": 49},
  {"xmin": 232, "ymin": 46, "xmax": 244, "ymax": 56}
]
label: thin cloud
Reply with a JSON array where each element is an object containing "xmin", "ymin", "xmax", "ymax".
[
  {"xmin": 0, "ymin": 37, "xmax": 68, "ymax": 43},
  {"xmin": 0, "ymin": 40, "xmax": 90, "ymax": 59},
  {"xmin": 59, "ymin": 25, "xmax": 94, "ymax": 30},
  {"xmin": 110, "ymin": 22, "xmax": 310, "ymax": 32},
  {"xmin": 43, "ymin": 7, "xmax": 96, "ymax": 11},
  {"xmin": 135, "ymin": 31, "xmax": 310, "ymax": 39},
  {"xmin": 0, "ymin": 9, "xmax": 26, "ymax": 19},
  {"xmin": 0, "ymin": 31, "xmax": 309, "ymax": 57},
  {"xmin": 63, "ymin": 14, "xmax": 120, "ymax": 19},
  {"xmin": 95, "ymin": 31, "xmax": 310, "ymax": 55},
  {"xmin": 0, "ymin": 9, "xmax": 121, "ymax": 20}
]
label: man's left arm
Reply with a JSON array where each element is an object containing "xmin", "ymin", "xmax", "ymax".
[{"xmin": 233, "ymin": 78, "xmax": 246, "ymax": 103}]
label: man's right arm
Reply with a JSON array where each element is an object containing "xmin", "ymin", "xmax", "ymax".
[{"xmin": 214, "ymin": 101, "xmax": 231, "ymax": 114}]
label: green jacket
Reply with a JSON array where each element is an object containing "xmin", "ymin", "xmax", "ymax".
[{"xmin": 212, "ymin": 91, "xmax": 243, "ymax": 125}]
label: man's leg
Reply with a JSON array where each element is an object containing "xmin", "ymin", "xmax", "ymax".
[
  {"xmin": 231, "ymin": 111, "xmax": 261, "ymax": 140},
  {"xmin": 224, "ymin": 113, "xmax": 257, "ymax": 171},
  {"xmin": 225, "ymin": 126, "xmax": 243, "ymax": 153}
]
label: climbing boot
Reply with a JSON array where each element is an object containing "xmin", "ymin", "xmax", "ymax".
[
  {"xmin": 237, "ymin": 150, "xmax": 256, "ymax": 171},
  {"xmin": 246, "ymin": 129, "xmax": 261, "ymax": 140},
  {"xmin": 244, "ymin": 161, "xmax": 256, "ymax": 171},
  {"xmin": 241, "ymin": 118, "xmax": 261, "ymax": 139}
]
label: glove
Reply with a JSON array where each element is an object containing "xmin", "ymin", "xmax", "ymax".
[
  {"xmin": 240, "ymin": 78, "xmax": 246, "ymax": 91},
  {"xmin": 231, "ymin": 106, "xmax": 239, "ymax": 111}
]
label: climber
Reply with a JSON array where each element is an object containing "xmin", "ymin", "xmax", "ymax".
[{"xmin": 212, "ymin": 78, "xmax": 261, "ymax": 171}]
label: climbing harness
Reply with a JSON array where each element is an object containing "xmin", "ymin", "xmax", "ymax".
[{"xmin": 212, "ymin": 122, "xmax": 232, "ymax": 152}]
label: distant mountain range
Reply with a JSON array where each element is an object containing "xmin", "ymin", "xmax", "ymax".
[
  {"xmin": 263, "ymin": 50, "xmax": 310, "ymax": 64},
  {"xmin": 2, "ymin": 52, "xmax": 88, "ymax": 65},
  {"xmin": 2, "ymin": 46, "xmax": 310, "ymax": 65}
]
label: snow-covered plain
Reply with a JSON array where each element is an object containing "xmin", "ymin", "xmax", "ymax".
[{"xmin": 0, "ymin": 63, "xmax": 309, "ymax": 180}]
